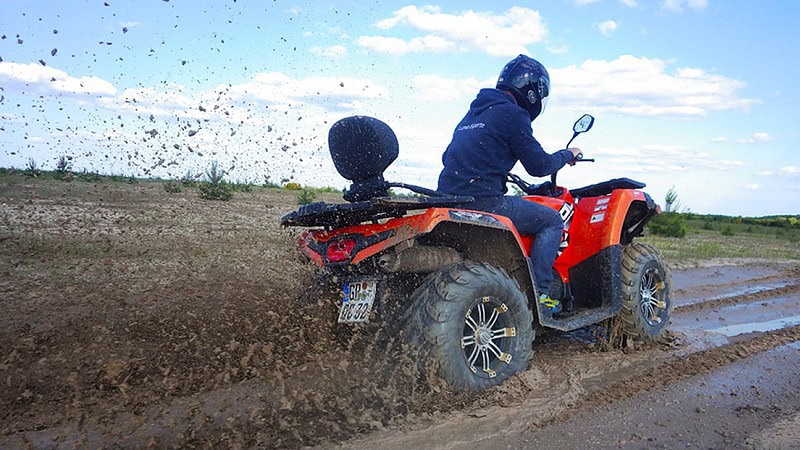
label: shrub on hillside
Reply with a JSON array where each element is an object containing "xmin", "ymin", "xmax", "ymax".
[
  {"xmin": 648, "ymin": 213, "xmax": 687, "ymax": 238},
  {"xmin": 198, "ymin": 161, "xmax": 233, "ymax": 201},
  {"xmin": 285, "ymin": 182, "xmax": 301, "ymax": 190},
  {"xmin": 55, "ymin": 155, "xmax": 72, "ymax": 174},
  {"xmin": 720, "ymin": 225, "xmax": 735, "ymax": 236},
  {"xmin": 702, "ymin": 221, "xmax": 714, "ymax": 230},
  {"xmin": 76, "ymin": 170, "xmax": 103, "ymax": 183},
  {"xmin": 297, "ymin": 189, "xmax": 316, "ymax": 205},
  {"xmin": 181, "ymin": 169, "xmax": 197, "ymax": 186},
  {"xmin": 24, "ymin": 158, "xmax": 41, "ymax": 178},
  {"xmin": 163, "ymin": 181, "xmax": 182, "ymax": 193},
  {"xmin": 262, "ymin": 175, "xmax": 280, "ymax": 188}
]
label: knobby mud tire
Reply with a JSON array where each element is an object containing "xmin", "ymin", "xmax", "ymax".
[
  {"xmin": 402, "ymin": 261, "xmax": 534, "ymax": 392},
  {"xmin": 619, "ymin": 242, "xmax": 673, "ymax": 343}
]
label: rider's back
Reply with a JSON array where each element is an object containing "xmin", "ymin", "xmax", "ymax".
[{"xmin": 437, "ymin": 88, "xmax": 571, "ymax": 198}]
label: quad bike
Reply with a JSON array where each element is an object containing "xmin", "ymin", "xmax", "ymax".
[{"xmin": 281, "ymin": 114, "xmax": 672, "ymax": 392}]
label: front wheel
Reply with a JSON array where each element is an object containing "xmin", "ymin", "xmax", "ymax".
[
  {"xmin": 619, "ymin": 243, "xmax": 673, "ymax": 343},
  {"xmin": 402, "ymin": 261, "xmax": 534, "ymax": 392}
]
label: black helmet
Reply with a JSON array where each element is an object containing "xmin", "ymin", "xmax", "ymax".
[{"xmin": 496, "ymin": 54, "xmax": 550, "ymax": 122}]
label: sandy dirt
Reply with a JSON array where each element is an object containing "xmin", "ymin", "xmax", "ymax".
[{"xmin": 1, "ymin": 180, "xmax": 799, "ymax": 448}]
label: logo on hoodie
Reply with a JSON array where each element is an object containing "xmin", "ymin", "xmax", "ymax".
[{"xmin": 456, "ymin": 122, "xmax": 486, "ymax": 132}]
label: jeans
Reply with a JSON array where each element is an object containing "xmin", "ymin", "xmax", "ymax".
[{"xmin": 466, "ymin": 196, "xmax": 563, "ymax": 296}]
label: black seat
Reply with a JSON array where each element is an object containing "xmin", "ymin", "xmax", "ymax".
[{"xmin": 571, "ymin": 178, "xmax": 645, "ymax": 198}]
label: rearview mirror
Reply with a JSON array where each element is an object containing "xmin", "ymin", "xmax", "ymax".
[{"xmin": 573, "ymin": 114, "xmax": 595, "ymax": 134}]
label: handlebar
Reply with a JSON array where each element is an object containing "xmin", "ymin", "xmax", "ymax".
[
  {"xmin": 508, "ymin": 152, "xmax": 595, "ymax": 196},
  {"xmin": 572, "ymin": 153, "xmax": 594, "ymax": 163}
]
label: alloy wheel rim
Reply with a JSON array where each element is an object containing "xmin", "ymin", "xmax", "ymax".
[
  {"xmin": 639, "ymin": 267, "xmax": 667, "ymax": 327},
  {"xmin": 461, "ymin": 296, "xmax": 516, "ymax": 379}
]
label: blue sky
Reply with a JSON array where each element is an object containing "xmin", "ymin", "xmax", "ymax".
[{"xmin": 1, "ymin": 0, "xmax": 798, "ymax": 215}]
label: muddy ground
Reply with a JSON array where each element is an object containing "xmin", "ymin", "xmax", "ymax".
[{"xmin": 1, "ymin": 180, "xmax": 799, "ymax": 448}]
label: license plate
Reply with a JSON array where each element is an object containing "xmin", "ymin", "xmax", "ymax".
[{"xmin": 338, "ymin": 280, "xmax": 377, "ymax": 323}]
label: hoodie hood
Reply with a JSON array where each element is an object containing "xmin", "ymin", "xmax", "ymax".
[{"xmin": 469, "ymin": 88, "xmax": 518, "ymax": 115}]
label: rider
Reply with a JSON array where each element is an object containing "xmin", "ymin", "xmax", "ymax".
[{"xmin": 437, "ymin": 54, "xmax": 581, "ymax": 314}]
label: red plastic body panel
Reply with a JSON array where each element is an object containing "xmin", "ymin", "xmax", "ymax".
[
  {"xmin": 299, "ymin": 207, "xmax": 526, "ymax": 266},
  {"xmin": 521, "ymin": 188, "xmax": 648, "ymax": 282}
]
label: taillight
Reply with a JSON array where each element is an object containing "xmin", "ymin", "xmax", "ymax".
[{"xmin": 326, "ymin": 239, "xmax": 356, "ymax": 262}]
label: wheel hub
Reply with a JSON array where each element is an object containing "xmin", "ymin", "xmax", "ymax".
[
  {"xmin": 461, "ymin": 297, "xmax": 515, "ymax": 379},
  {"xmin": 477, "ymin": 328, "xmax": 492, "ymax": 346}
]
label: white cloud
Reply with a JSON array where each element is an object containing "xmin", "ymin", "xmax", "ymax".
[
  {"xmin": 743, "ymin": 183, "xmax": 761, "ymax": 190},
  {"xmin": 359, "ymin": 5, "xmax": 547, "ymax": 57},
  {"xmin": 549, "ymin": 55, "xmax": 757, "ymax": 118},
  {"xmin": 619, "ymin": 0, "xmax": 638, "ymax": 7},
  {"xmin": 780, "ymin": 166, "xmax": 799, "ymax": 175},
  {"xmin": 547, "ymin": 43, "xmax": 570, "ymax": 55},
  {"xmin": 310, "ymin": 45, "xmax": 348, "ymax": 60},
  {"xmin": 224, "ymin": 72, "xmax": 388, "ymax": 105},
  {"xmin": 575, "ymin": 0, "xmax": 601, "ymax": 5},
  {"xmin": 119, "ymin": 21, "xmax": 142, "ymax": 28},
  {"xmin": 758, "ymin": 171, "xmax": 774, "ymax": 176},
  {"xmin": 710, "ymin": 136, "xmax": 727, "ymax": 143},
  {"xmin": 357, "ymin": 35, "xmax": 456, "ymax": 55},
  {"xmin": 590, "ymin": 143, "xmax": 743, "ymax": 173},
  {"xmin": 662, "ymin": 0, "xmax": 708, "ymax": 12},
  {"xmin": 598, "ymin": 20, "xmax": 619, "ymax": 36},
  {"xmin": 0, "ymin": 62, "xmax": 117, "ymax": 96},
  {"xmin": 736, "ymin": 132, "xmax": 772, "ymax": 144},
  {"xmin": 412, "ymin": 74, "xmax": 494, "ymax": 101}
]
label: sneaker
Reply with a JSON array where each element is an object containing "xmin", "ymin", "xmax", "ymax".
[{"xmin": 538, "ymin": 294, "xmax": 562, "ymax": 313}]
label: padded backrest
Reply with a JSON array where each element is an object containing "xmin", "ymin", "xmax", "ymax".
[{"xmin": 328, "ymin": 116, "xmax": 398, "ymax": 181}]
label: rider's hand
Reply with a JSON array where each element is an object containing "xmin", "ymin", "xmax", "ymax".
[{"xmin": 567, "ymin": 147, "xmax": 582, "ymax": 166}]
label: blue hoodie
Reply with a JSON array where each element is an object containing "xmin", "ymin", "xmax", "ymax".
[{"xmin": 437, "ymin": 88, "xmax": 573, "ymax": 197}]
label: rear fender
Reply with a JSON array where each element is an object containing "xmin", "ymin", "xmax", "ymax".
[
  {"xmin": 298, "ymin": 207, "xmax": 531, "ymax": 267},
  {"xmin": 423, "ymin": 220, "xmax": 536, "ymax": 305}
]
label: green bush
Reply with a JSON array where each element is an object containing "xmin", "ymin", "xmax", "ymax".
[
  {"xmin": 198, "ymin": 161, "xmax": 233, "ymax": 201},
  {"xmin": 55, "ymin": 155, "xmax": 72, "ymax": 174},
  {"xmin": 262, "ymin": 175, "xmax": 280, "ymax": 188},
  {"xmin": 163, "ymin": 181, "xmax": 182, "ymax": 193},
  {"xmin": 76, "ymin": 170, "xmax": 103, "ymax": 183},
  {"xmin": 198, "ymin": 181, "xmax": 233, "ymax": 201},
  {"xmin": 181, "ymin": 169, "xmax": 197, "ymax": 186},
  {"xmin": 648, "ymin": 213, "xmax": 687, "ymax": 238},
  {"xmin": 232, "ymin": 180, "xmax": 253, "ymax": 192},
  {"xmin": 745, "ymin": 226, "xmax": 753, "ymax": 233},
  {"xmin": 297, "ymin": 189, "xmax": 316, "ymax": 205},
  {"xmin": 24, "ymin": 158, "xmax": 41, "ymax": 178},
  {"xmin": 702, "ymin": 221, "xmax": 714, "ymax": 230},
  {"xmin": 720, "ymin": 225, "xmax": 735, "ymax": 236}
]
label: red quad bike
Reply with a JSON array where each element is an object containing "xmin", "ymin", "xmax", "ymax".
[{"xmin": 282, "ymin": 114, "xmax": 673, "ymax": 392}]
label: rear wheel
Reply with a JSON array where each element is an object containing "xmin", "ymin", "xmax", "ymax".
[
  {"xmin": 619, "ymin": 243, "xmax": 673, "ymax": 343},
  {"xmin": 402, "ymin": 261, "xmax": 534, "ymax": 391}
]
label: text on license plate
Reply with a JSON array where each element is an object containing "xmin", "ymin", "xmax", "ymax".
[{"xmin": 338, "ymin": 280, "xmax": 377, "ymax": 323}]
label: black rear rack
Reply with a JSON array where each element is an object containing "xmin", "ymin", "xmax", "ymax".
[{"xmin": 280, "ymin": 195, "xmax": 474, "ymax": 228}]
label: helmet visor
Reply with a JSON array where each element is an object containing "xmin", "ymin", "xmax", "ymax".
[{"xmin": 537, "ymin": 75, "xmax": 549, "ymax": 115}]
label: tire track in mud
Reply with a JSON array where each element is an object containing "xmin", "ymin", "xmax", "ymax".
[
  {"xmin": 674, "ymin": 283, "xmax": 800, "ymax": 313},
  {"xmin": 543, "ymin": 324, "xmax": 800, "ymax": 426},
  {"xmin": 347, "ymin": 325, "xmax": 800, "ymax": 450}
]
